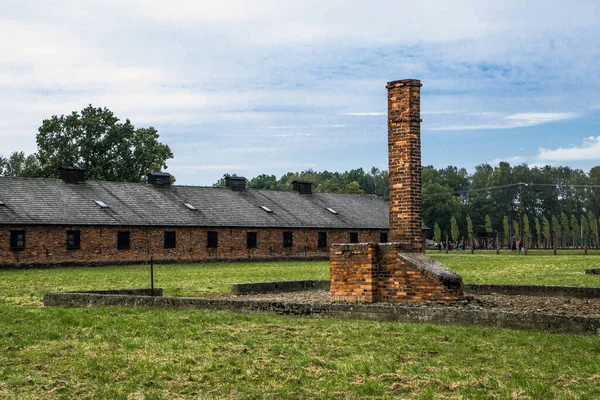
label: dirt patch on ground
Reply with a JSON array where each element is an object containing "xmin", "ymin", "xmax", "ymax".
[{"xmin": 225, "ymin": 290, "xmax": 600, "ymax": 319}]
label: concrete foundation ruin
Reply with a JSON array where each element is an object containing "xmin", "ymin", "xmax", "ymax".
[{"xmin": 329, "ymin": 79, "xmax": 463, "ymax": 303}]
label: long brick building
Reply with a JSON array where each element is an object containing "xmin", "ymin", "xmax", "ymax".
[{"xmin": 0, "ymin": 169, "xmax": 392, "ymax": 267}]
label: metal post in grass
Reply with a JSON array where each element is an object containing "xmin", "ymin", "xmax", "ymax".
[
  {"xmin": 150, "ymin": 257, "xmax": 155, "ymax": 296},
  {"xmin": 445, "ymin": 233, "xmax": 449, "ymax": 254},
  {"xmin": 496, "ymin": 232, "xmax": 500, "ymax": 255}
]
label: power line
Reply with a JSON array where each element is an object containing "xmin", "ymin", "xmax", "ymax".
[{"xmin": 424, "ymin": 182, "xmax": 600, "ymax": 198}]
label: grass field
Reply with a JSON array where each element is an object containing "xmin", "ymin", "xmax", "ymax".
[{"xmin": 1, "ymin": 253, "xmax": 600, "ymax": 399}]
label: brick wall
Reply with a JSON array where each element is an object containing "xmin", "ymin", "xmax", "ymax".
[
  {"xmin": 0, "ymin": 225, "xmax": 386, "ymax": 266},
  {"xmin": 387, "ymin": 79, "xmax": 423, "ymax": 250},
  {"xmin": 330, "ymin": 243, "xmax": 378, "ymax": 302},
  {"xmin": 330, "ymin": 242, "xmax": 463, "ymax": 303}
]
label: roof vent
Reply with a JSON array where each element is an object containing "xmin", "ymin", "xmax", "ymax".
[
  {"xmin": 60, "ymin": 166, "xmax": 86, "ymax": 184},
  {"xmin": 292, "ymin": 180, "xmax": 313, "ymax": 195},
  {"xmin": 225, "ymin": 176, "xmax": 247, "ymax": 191},
  {"xmin": 148, "ymin": 172, "xmax": 171, "ymax": 186},
  {"xmin": 326, "ymin": 207, "xmax": 338, "ymax": 215}
]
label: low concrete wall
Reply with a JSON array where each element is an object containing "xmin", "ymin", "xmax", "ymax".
[
  {"xmin": 231, "ymin": 281, "xmax": 600, "ymax": 299},
  {"xmin": 464, "ymin": 284, "xmax": 600, "ymax": 298},
  {"xmin": 43, "ymin": 292, "xmax": 600, "ymax": 335},
  {"xmin": 232, "ymin": 280, "xmax": 329, "ymax": 295},
  {"xmin": 66, "ymin": 288, "xmax": 163, "ymax": 296}
]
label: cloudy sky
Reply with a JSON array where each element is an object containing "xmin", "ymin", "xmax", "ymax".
[{"xmin": 2, "ymin": 0, "xmax": 599, "ymax": 185}]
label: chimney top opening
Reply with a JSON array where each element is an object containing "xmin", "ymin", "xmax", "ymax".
[
  {"xmin": 148, "ymin": 172, "xmax": 172, "ymax": 186},
  {"xmin": 225, "ymin": 176, "xmax": 247, "ymax": 191},
  {"xmin": 291, "ymin": 180, "xmax": 313, "ymax": 195},
  {"xmin": 60, "ymin": 166, "xmax": 86, "ymax": 184}
]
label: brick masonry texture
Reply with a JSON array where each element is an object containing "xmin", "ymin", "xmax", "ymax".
[
  {"xmin": 387, "ymin": 79, "xmax": 423, "ymax": 248},
  {"xmin": 330, "ymin": 243, "xmax": 463, "ymax": 303},
  {"xmin": 0, "ymin": 225, "xmax": 385, "ymax": 267},
  {"xmin": 43, "ymin": 291, "xmax": 600, "ymax": 335}
]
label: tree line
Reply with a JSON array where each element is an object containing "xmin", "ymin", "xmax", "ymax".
[
  {"xmin": 433, "ymin": 211, "xmax": 600, "ymax": 253},
  {"xmin": 213, "ymin": 167, "xmax": 389, "ymax": 198}
]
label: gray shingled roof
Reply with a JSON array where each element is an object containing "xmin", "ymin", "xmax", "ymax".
[{"xmin": 0, "ymin": 177, "xmax": 389, "ymax": 229}]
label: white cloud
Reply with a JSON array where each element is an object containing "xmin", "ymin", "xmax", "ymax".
[
  {"xmin": 430, "ymin": 112, "xmax": 579, "ymax": 131},
  {"xmin": 538, "ymin": 136, "xmax": 600, "ymax": 161}
]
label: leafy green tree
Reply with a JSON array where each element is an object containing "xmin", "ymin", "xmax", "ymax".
[
  {"xmin": 485, "ymin": 215, "xmax": 493, "ymax": 249},
  {"xmin": 588, "ymin": 211, "xmax": 598, "ymax": 249},
  {"xmin": 451, "ymin": 216, "xmax": 459, "ymax": 247},
  {"xmin": 0, "ymin": 151, "xmax": 42, "ymax": 177},
  {"xmin": 581, "ymin": 214, "xmax": 589, "ymax": 253},
  {"xmin": 542, "ymin": 216, "xmax": 551, "ymax": 249},
  {"xmin": 485, "ymin": 215, "xmax": 493, "ymax": 235},
  {"xmin": 466, "ymin": 215, "xmax": 474, "ymax": 253},
  {"xmin": 571, "ymin": 214, "xmax": 581, "ymax": 247},
  {"xmin": 434, "ymin": 223, "xmax": 442, "ymax": 249},
  {"xmin": 248, "ymin": 174, "xmax": 279, "ymax": 189},
  {"xmin": 503, "ymin": 216, "xmax": 510, "ymax": 249},
  {"xmin": 552, "ymin": 215, "xmax": 561, "ymax": 255},
  {"xmin": 341, "ymin": 181, "xmax": 364, "ymax": 194},
  {"xmin": 535, "ymin": 217, "xmax": 542, "ymax": 249},
  {"xmin": 36, "ymin": 105, "xmax": 173, "ymax": 182},
  {"xmin": 561, "ymin": 212, "xmax": 570, "ymax": 248},
  {"xmin": 315, "ymin": 177, "xmax": 342, "ymax": 193},
  {"xmin": 523, "ymin": 214, "xmax": 530, "ymax": 251},
  {"xmin": 512, "ymin": 220, "xmax": 520, "ymax": 246}
]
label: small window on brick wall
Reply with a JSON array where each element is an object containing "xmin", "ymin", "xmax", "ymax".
[
  {"xmin": 283, "ymin": 231, "xmax": 293, "ymax": 248},
  {"xmin": 349, "ymin": 232, "xmax": 359, "ymax": 243},
  {"xmin": 318, "ymin": 232, "xmax": 327, "ymax": 248},
  {"xmin": 247, "ymin": 232, "xmax": 257, "ymax": 249},
  {"xmin": 117, "ymin": 231, "xmax": 131, "ymax": 250},
  {"xmin": 10, "ymin": 230, "xmax": 26, "ymax": 251},
  {"xmin": 164, "ymin": 231, "xmax": 176, "ymax": 249},
  {"xmin": 66, "ymin": 230, "xmax": 81, "ymax": 250},
  {"xmin": 380, "ymin": 232, "xmax": 388, "ymax": 243},
  {"xmin": 207, "ymin": 231, "xmax": 218, "ymax": 248}
]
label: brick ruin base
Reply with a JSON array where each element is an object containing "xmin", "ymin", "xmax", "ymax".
[{"xmin": 330, "ymin": 243, "xmax": 463, "ymax": 303}]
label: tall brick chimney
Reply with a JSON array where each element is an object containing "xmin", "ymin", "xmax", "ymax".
[
  {"xmin": 329, "ymin": 79, "xmax": 463, "ymax": 304},
  {"xmin": 386, "ymin": 79, "xmax": 423, "ymax": 251}
]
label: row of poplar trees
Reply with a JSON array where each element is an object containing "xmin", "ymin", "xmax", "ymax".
[{"xmin": 433, "ymin": 211, "xmax": 600, "ymax": 253}]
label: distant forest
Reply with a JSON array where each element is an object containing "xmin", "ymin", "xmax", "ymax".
[{"xmin": 216, "ymin": 162, "xmax": 600, "ymax": 241}]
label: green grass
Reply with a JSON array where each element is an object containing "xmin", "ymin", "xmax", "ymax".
[
  {"xmin": 0, "ymin": 261, "xmax": 329, "ymax": 307},
  {"xmin": 1, "ymin": 255, "xmax": 600, "ymax": 398},
  {"xmin": 430, "ymin": 251, "xmax": 600, "ymax": 287}
]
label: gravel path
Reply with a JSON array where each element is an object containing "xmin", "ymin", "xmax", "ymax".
[{"xmin": 225, "ymin": 290, "xmax": 600, "ymax": 318}]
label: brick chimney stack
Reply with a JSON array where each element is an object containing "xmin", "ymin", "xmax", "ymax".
[{"xmin": 386, "ymin": 79, "xmax": 423, "ymax": 250}]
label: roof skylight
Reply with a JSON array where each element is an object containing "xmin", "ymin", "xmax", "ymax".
[
  {"xmin": 326, "ymin": 207, "xmax": 338, "ymax": 215},
  {"xmin": 260, "ymin": 206, "xmax": 273, "ymax": 213},
  {"xmin": 184, "ymin": 202, "xmax": 198, "ymax": 211},
  {"xmin": 0, "ymin": 200, "xmax": 5, "ymax": 206},
  {"xmin": 95, "ymin": 200, "xmax": 109, "ymax": 209}
]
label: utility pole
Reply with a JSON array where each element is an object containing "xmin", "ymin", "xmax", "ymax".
[{"xmin": 519, "ymin": 182, "xmax": 524, "ymax": 255}]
